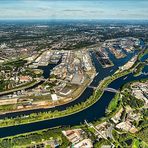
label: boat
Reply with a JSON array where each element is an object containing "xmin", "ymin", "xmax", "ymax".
[
  {"xmin": 95, "ymin": 72, "xmax": 99, "ymax": 76},
  {"xmin": 123, "ymin": 76, "xmax": 128, "ymax": 80}
]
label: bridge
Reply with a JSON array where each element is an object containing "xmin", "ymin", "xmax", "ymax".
[
  {"xmin": 88, "ymin": 86, "xmax": 119, "ymax": 93},
  {"xmin": 87, "ymin": 85, "xmax": 97, "ymax": 89},
  {"xmin": 141, "ymin": 72, "xmax": 148, "ymax": 76},
  {"xmin": 34, "ymin": 78, "xmax": 47, "ymax": 81},
  {"xmin": 103, "ymin": 87, "xmax": 119, "ymax": 93}
]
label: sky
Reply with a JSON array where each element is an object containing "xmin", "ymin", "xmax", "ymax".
[{"xmin": 0, "ymin": 0, "xmax": 148, "ymax": 20}]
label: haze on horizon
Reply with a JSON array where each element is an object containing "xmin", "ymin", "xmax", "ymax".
[{"xmin": 0, "ymin": 0, "xmax": 148, "ymax": 20}]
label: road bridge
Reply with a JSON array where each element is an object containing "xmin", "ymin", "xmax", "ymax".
[
  {"xmin": 87, "ymin": 85, "xmax": 97, "ymax": 89},
  {"xmin": 34, "ymin": 78, "xmax": 47, "ymax": 81},
  {"xmin": 141, "ymin": 72, "xmax": 148, "ymax": 76}
]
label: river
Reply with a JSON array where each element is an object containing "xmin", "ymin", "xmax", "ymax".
[
  {"xmin": 0, "ymin": 46, "xmax": 147, "ymax": 138},
  {"xmin": 0, "ymin": 48, "xmax": 137, "ymax": 118}
]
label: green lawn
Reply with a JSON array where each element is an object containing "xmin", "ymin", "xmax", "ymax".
[
  {"xmin": 107, "ymin": 93, "xmax": 119, "ymax": 113},
  {"xmin": 132, "ymin": 139, "xmax": 140, "ymax": 148}
]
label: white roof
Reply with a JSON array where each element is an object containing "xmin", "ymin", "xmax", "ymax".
[{"xmin": 51, "ymin": 94, "xmax": 58, "ymax": 101}]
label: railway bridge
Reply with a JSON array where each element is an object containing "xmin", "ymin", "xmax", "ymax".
[
  {"xmin": 87, "ymin": 85, "xmax": 119, "ymax": 93},
  {"xmin": 103, "ymin": 87, "xmax": 119, "ymax": 93}
]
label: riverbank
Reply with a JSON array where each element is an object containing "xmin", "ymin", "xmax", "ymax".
[
  {"xmin": 138, "ymin": 47, "xmax": 148, "ymax": 61},
  {"xmin": 0, "ymin": 69, "xmax": 96, "ymax": 116},
  {"xmin": 0, "ymin": 67, "xmax": 133, "ymax": 128},
  {"xmin": 0, "ymin": 65, "xmax": 147, "ymax": 139},
  {"xmin": 1, "ymin": 77, "xmax": 147, "ymax": 147},
  {"xmin": 0, "ymin": 46, "xmax": 146, "ymax": 138},
  {"xmin": 133, "ymin": 62, "xmax": 146, "ymax": 76}
]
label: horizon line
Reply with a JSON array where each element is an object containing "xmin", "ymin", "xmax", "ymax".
[{"xmin": 0, "ymin": 18, "xmax": 148, "ymax": 21}]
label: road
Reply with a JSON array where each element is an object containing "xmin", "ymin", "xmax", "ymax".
[{"xmin": 0, "ymin": 80, "xmax": 41, "ymax": 96}]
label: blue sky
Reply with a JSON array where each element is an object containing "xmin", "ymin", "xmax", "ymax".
[{"xmin": 0, "ymin": 0, "xmax": 148, "ymax": 20}]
